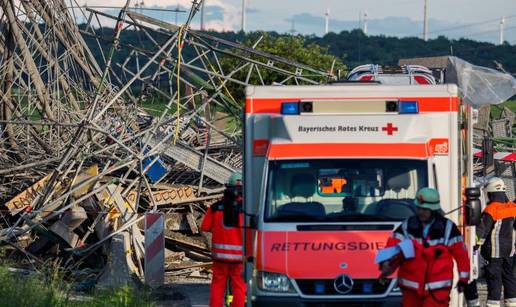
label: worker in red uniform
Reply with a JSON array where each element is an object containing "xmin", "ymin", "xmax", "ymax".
[
  {"xmin": 201, "ymin": 173, "xmax": 246, "ymax": 307},
  {"xmin": 380, "ymin": 187, "xmax": 470, "ymax": 307}
]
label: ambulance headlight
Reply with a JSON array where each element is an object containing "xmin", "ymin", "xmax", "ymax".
[{"xmin": 257, "ymin": 271, "xmax": 295, "ymax": 293}]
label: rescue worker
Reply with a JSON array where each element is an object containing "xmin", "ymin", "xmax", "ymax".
[
  {"xmin": 380, "ymin": 187, "xmax": 470, "ymax": 307},
  {"xmin": 475, "ymin": 177, "xmax": 516, "ymax": 307},
  {"xmin": 201, "ymin": 173, "xmax": 246, "ymax": 307}
]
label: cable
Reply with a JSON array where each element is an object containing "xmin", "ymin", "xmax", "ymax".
[
  {"xmin": 171, "ymin": 1, "xmax": 204, "ymax": 145},
  {"xmin": 462, "ymin": 25, "xmax": 516, "ymax": 38},
  {"xmin": 66, "ymin": 5, "xmax": 187, "ymax": 13},
  {"xmin": 406, "ymin": 15, "xmax": 516, "ymax": 38},
  {"xmin": 428, "ymin": 15, "xmax": 516, "ymax": 35}
]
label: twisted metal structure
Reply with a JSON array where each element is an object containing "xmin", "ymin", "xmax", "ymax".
[{"xmin": 0, "ymin": 0, "xmax": 333, "ymax": 277}]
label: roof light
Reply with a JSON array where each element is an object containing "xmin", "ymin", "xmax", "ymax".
[
  {"xmin": 281, "ymin": 102, "xmax": 300, "ymax": 115},
  {"xmin": 399, "ymin": 101, "xmax": 419, "ymax": 114}
]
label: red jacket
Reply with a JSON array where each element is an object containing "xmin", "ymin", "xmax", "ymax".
[
  {"xmin": 201, "ymin": 201, "xmax": 244, "ymax": 262},
  {"xmin": 386, "ymin": 215, "xmax": 470, "ymax": 295}
]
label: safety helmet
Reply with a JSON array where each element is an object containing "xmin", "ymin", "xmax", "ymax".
[
  {"xmin": 414, "ymin": 187, "xmax": 441, "ymax": 211},
  {"xmin": 485, "ymin": 177, "xmax": 506, "ymax": 193},
  {"xmin": 226, "ymin": 172, "xmax": 242, "ymax": 187}
]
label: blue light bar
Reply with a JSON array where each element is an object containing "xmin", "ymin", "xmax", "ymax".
[
  {"xmin": 281, "ymin": 102, "xmax": 300, "ymax": 115},
  {"xmin": 399, "ymin": 101, "xmax": 419, "ymax": 114}
]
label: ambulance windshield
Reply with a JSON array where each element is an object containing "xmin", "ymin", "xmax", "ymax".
[{"xmin": 265, "ymin": 159, "xmax": 428, "ymax": 222}]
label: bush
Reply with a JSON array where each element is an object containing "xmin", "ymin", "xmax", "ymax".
[
  {"xmin": 0, "ymin": 266, "xmax": 154, "ymax": 307},
  {"xmin": 86, "ymin": 286, "xmax": 154, "ymax": 307},
  {"xmin": 0, "ymin": 266, "xmax": 69, "ymax": 307}
]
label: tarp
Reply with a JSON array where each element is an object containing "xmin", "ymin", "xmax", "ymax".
[{"xmin": 446, "ymin": 56, "xmax": 516, "ymax": 106}]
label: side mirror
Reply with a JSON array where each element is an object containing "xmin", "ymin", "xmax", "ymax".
[
  {"xmin": 465, "ymin": 187, "xmax": 482, "ymax": 226},
  {"xmin": 223, "ymin": 188, "xmax": 241, "ymax": 227}
]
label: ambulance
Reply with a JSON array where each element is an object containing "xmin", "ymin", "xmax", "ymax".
[{"xmin": 238, "ymin": 67, "xmax": 482, "ymax": 306}]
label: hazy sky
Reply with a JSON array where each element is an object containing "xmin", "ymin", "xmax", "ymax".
[{"xmin": 75, "ymin": 0, "xmax": 516, "ymax": 43}]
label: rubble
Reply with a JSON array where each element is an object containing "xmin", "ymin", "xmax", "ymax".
[{"xmin": 0, "ymin": 0, "xmax": 331, "ymax": 287}]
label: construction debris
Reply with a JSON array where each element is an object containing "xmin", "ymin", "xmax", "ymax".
[{"xmin": 0, "ymin": 0, "xmax": 331, "ymax": 287}]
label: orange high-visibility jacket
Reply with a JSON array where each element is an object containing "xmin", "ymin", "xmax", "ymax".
[
  {"xmin": 201, "ymin": 201, "xmax": 244, "ymax": 262},
  {"xmin": 476, "ymin": 201, "xmax": 516, "ymax": 259},
  {"xmin": 386, "ymin": 215, "xmax": 470, "ymax": 295}
]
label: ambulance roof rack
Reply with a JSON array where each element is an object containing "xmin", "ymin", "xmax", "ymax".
[{"xmin": 346, "ymin": 64, "xmax": 437, "ymax": 85}]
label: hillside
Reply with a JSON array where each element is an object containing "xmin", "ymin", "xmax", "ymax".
[
  {"xmin": 82, "ymin": 27, "xmax": 516, "ymax": 74},
  {"xmin": 207, "ymin": 30, "xmax": 516, "ymax": 73},
  {"xmin": 311, "ymin": 30, "xmax": 516, "ymax": 73}
]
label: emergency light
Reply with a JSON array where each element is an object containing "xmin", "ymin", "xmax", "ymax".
[
  {"xmin": 314, "ymin": 281, "xmax": 325, "ymax": 294},
  {"xmin": 281, "ymin": 102, "xmax": 300, "ymax": 115},
  {"xmin": 362, "ymin": 281, "xmax": 373, "ymax": 294},
  {"xmin": 399, "ymin": 101, "xmax": 419, "ymax": 114}
]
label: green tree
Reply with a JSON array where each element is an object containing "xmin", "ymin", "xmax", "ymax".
[{"xmin": 219, "ymin": 32, "xmax": 346, "ymax": 104}]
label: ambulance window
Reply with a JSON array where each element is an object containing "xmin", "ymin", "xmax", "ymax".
[{"xmin": 264, "ymin": 159, "xmax": 428, "ymax": 222}]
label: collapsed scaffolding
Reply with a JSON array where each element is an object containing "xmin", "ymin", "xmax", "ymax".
[{"xmin": 0, "ymin": 0, "xmax": 334, "ymax": 284}]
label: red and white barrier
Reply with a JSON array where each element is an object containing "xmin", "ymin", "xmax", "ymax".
[
  {"xmin": 144, "ymin": 212, "xmax": 165, "ymax": 287},
  {"xmin": 473, "ymin": 148, "xmax": 516, "ymax": 162}
]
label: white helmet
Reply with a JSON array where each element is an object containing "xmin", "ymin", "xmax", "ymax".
[{"xmin": 485, "ymin": 177, "xmax": 506, "ymax": 193}]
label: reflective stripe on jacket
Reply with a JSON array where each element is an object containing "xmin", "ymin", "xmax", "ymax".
[
  {"xmin": 386, "ymin": 215, "xmax": 470, "ymax": 295},
  {"xmin": 201, "ymin": 201, "xmax": 244, "ymax": 262}
]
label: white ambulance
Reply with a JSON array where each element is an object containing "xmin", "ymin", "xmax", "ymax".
[{"xmin": 238, "ymin": 75, "xmax": 481, "ymax": 306}]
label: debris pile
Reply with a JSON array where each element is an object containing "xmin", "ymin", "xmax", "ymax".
[{"xmin": 0, "ymin": 0, "xmax": 331, "ymax": 285}]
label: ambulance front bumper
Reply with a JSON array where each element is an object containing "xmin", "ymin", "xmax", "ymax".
[{"xmin": 252, "ymin": 296, "xmax": 401, "ymax": 307}]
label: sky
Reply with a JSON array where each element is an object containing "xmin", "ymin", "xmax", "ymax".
[{"xmin": 74, "ymin": 0, "xmax": 516, "ymax": 44}]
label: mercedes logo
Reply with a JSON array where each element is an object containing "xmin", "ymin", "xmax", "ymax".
[{"xmin": 334, "ymin": 274, "xmax": 354, "ymax": 294}]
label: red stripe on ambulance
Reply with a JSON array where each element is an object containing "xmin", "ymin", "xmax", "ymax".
[{"xmin": 245, "ymin": 97, "xmax": 459, "ymax": 114}]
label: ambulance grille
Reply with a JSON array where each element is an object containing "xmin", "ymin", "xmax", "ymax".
[{"xmin": 295, "ymin": 278, "xmax": 391, "ymax": 296}]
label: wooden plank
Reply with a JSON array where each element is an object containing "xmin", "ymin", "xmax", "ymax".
[
  {"xmin": 186, "ymin": 213, "xmax": 199, "ymax": 234},
  {"xmin": 5, "ymin": 174, "xmax": 51, "ymax": 215},
  {"xmin": 144, "ymin": 186, "xmax": 196, "ymax": 206}
]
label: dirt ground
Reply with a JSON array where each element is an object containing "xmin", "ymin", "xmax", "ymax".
[
  {"xmin": 156, "ymin": 275, "xmax": 210, "ymax": 307},
  {"xmin": 156, "ymin": 277, "xmax": 501, "ymax": 307}
]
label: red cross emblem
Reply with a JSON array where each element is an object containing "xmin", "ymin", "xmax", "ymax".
[{"xmin": 382, "ymin": 123, "xmax": 398, "ymax": 135}]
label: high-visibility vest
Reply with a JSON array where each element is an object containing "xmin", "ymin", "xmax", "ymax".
[
  {"xmin": 386, "ymin": 215, "xmax": 470, "ymax": 295},
  {"xmin": 201, "ymin": 201, "xmax": 244, "ymax": 262},
  {"xmin": 477, "ymin": 201, "xmax": 516, "ymax": 259}
]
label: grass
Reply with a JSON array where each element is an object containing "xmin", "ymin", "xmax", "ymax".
[
  {"xmin": 140, "ymin": 97, "xmax": 176, "ymax": 117},
  {"xmin": 490, "ymin": 100, "xmax": 516, "ymax": 137},
  {"xmin": 506, "ymin": 100, "xmax": 516, "ymax": 113},
  {"xmin": 491, "ymin": 100, "xmax": 516, "ymax": 118},
  {"xmin": 0, "ymin": 265, "xmax": 155, "ymax": 307}
]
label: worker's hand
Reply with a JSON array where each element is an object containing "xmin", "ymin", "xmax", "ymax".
[
  {"xmin": 379, "ymin": 261, "xmax": 394, "ymax": 278},
  {"xmin": 379, "ymin": 277, "xmax": 389, "ymax": 286},
  {"xmin": 456, "ymin": 281, "xmax": 468, "ymax": 293}
]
